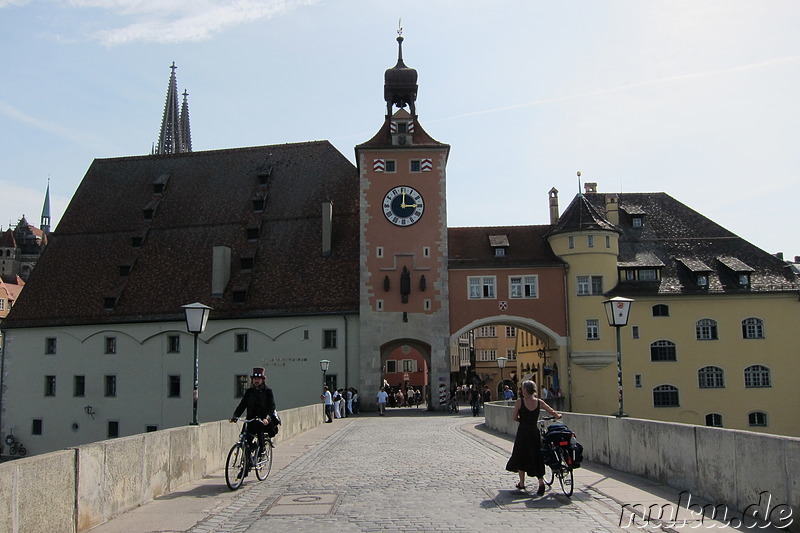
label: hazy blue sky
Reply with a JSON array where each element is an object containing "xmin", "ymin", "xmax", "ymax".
[{"xmin": 1, "ymin": 1, "xmax": 797, "ymax": 257}]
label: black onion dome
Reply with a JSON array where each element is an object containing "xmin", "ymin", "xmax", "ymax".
[{"xmin": 384, "ymin": 36, "xmax": 418, "ymax": 115}]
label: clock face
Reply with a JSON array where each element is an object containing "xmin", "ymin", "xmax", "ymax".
[{"xmin": 383, "ymin": 186, "xmax": 424, "ymax": 226}]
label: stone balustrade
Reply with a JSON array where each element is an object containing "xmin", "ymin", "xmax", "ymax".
[
  {"xmin": 0, "ymin": 403, "xmax": 323, "ymax": 533},
  {"xmin": 485, "ymin": 401, "xmax": 799, "ymax": 532}
]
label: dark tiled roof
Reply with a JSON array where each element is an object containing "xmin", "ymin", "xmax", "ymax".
[
  {"xmin": 356, "ymin": 115, "xmax": 449, "ymax": 151},
  {"xmin": 580, "ymin": 192, "xmax": 798, "ymax": 295},
  {"xmin": 449, "ymin": 225, "xmax": 564, "ymax": 269},
  {"xmin": 4, "ymin": 142, "xmax": 360, "ymax": 328}
]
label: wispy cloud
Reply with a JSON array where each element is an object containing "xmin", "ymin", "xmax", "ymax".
[
  {"xmin": 430, "ymin": 55, "xmax": 800, "ymax": 123},
  {"xmin": 65, "ymin": 0, "xmax": 320, "ymax": 45},
  {"xmin": 0, "ymin": 100, "xmax": 108, "ymax": 150}
]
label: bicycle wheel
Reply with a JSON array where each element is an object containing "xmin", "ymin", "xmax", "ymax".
[
  {"xmin": 255, "ymin": 441, "xmax": 273, "ymax": 480},
  {"xmin": 225, "ymin": 443, "xmax": 246, "ymax": 490},
  {"xmin": 557, "ymin": 451, "xmax": 574, "ymax": 497},
  {"xmin": 543, "ymin": 463, "xmax": 554, "ymax": 486}
]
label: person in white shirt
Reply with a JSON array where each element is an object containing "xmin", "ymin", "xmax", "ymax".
[
  {"xmin": 320, "ymin": 386, "xmax": 333, "ymax": 423},
  {"xmin": 376, "ymin": 387, "xmax": 389, "ymax": 416}
]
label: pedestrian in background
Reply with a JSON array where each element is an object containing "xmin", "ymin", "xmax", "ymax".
[
  {"xmin": 377, "ymin": 387, "xmax": 388, "ymax": 416},
  {"xmin": 321, "ymin": 385, "xmax": 333, "ymax": 423}
]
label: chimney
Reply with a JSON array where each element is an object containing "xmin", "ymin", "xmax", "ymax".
[
  {"xmin": 584, "ymin": 182, "xmax": 598, "ymax": 194},
  {"xmin": 774, "ymin": 252, "xmax": 784, "ymax": 261},
  {"xmin": 212, "ymin": 246, "xmax": 231, "ymax": 298},
  {"xmin": 548, "ymin": 188, "xmax": 559, "ymax": 224},
  {"xmin": 322, "ymin": 201, "xmax": 333, "ymax": 257},
  {"xmin": 605, "ymin": 194, "xmax": 619, "ymax": 226}
]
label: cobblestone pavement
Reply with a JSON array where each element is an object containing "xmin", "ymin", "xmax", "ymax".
[{"xmin": 187, "ymin": 410, "xmax": 626, "ymax": 533}]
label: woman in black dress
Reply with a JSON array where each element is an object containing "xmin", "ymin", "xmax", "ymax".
[{"xmin": 505, "ymin": 380, "xmax": 561, "ymax": 495}]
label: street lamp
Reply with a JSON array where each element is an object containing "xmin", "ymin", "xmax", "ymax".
[
  {"xmin": 182, "ymin": 302, "xmax": 212, "ymax": 426},
  {"xmin": 497, "ymin": 356, "xmax": 507, "ymax": 398},
  {"xmin": 320, "ymin": 359, "xmax": 330, "ymax": 386},
  {"xmin": 603, "ymin": 296, "xmax": 634, "ymax": 418}
]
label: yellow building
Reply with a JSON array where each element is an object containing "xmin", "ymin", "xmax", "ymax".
[{"xmin": 547, "ymin": 183, "xmax": 800, "ymax": 436}]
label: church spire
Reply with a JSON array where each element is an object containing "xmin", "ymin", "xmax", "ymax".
[
  {"xmin": 41, "ymin": 178, "xmax": 51, "ymax": 234},
  {"xmin": 154, "ymin": 62, "xmax": 192, "ymax": 155},
  {"xmin": 180, "ymin": 90, "xmax": 192, "ymax": 153}
]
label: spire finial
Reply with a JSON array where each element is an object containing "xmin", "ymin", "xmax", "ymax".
[{"xmin": 396, "ymin": 19, "xmax": 404, "ymax": 62}]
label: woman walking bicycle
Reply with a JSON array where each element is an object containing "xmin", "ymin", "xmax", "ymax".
[{"xmin": 505, "ymin": 380, "xmax": 561, "ymax": 495}]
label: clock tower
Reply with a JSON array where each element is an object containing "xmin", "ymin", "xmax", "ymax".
[{"xmin": 356, "ymin": 32, "xmax": 451, "ymax": 409}]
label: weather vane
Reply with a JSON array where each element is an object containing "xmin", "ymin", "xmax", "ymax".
[{"xmin": 398, "ymin": 18, "xmax": 403, "ymax": 37}]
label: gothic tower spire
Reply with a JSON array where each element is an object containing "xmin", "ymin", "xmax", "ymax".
[
  {"xmin": 154, "ymin": 62, "xmax": 187, "ymax": 155},
  {"xmin": 180, "ymin": 89, "xmax": 192, "ymax": 153},
  {"xmin": 41, "ymin": 178, "xmax": 51, "ymax": 234}
]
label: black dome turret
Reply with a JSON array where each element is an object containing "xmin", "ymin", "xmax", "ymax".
[{"xmin": 384, "ymin": 35, "xmax": 418, "ymax": 117}]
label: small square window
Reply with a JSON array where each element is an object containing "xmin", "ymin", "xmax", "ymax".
[
  {"xmin": 105, "ymin": 337, "xmax": 117, "ymax": 354},
  {"xmin": 45, "ymin": 375, "xmax": 56, "ymax": 397},
  {"xmin": 45, "ymin": 337, "xmax": 57, "ymax": 355},
  {"xmin": 385, "ymin": 160, "xmax": 396, "ymax": 172},
  {"xmin": 246, "ymin": 227, "xmax": 260, "ymax": 240},
  {"xmin": 107, "ymin": 421, "xmax": 120, "ymax": 438},
  {"xmin": 410, "ymin": 160, "xmax": 421, "ymax": 172},
  {"xmin": 168, "ymin": 375, "xmax": 181, "ymax": 397},
  {"xmin": 74, "ymin": 375, "xmax": 85, "ymax": 397},
  {"xmin": 323, "ymin": 329, "xmax": 337, "ymax": 349},
  {"xmin": 240, "ymin": 257, "xmax": 254, "ymax": 270},
  {"xmin": 146, "ymin": 425, "xmax": 159, "ymax": 432},
  {"xmin": 105, "ymin": 375, "xmax": 117, "ymax": 397},
  {"xmin": 32, "ymin": 419, "xmax": 43, "ymax": 435},
  {"xmin": 632, "ymin": 217, "xmax": 643, "ymax": 228},
  {"xmin": 235, "ymin": 375, "xmax": 249, "ymax": 398},
  {"xmin": 167, "ymin": 335, "xmax": 180, "ymax": 353},
  {"xmin": 235, "ymin": 333, "xmax": 249, "ymax": 352}
]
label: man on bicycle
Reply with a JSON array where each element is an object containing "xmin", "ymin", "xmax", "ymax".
[{"xmin": 230, "ymin": 368, "xmax": 276, "ymax": 461}]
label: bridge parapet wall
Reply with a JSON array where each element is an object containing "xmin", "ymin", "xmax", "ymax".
[
  {"xmin": 485, "ymin": 402, "xmax": 799, "ymax": 532},
  {"xmin": 0, "ymin": 403, "xmax": 322, "ymax": 533}
]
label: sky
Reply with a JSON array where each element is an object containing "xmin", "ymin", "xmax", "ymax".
[{"xmin": 1, "ymin": 0, "xmax": 798, "ymax": 258}]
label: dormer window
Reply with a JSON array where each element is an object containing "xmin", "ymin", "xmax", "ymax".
[
  {"xmin": 632, "ymin": 216, "xmax": 643, "ymax": 228},
  {"xmin": 495, "ymin": 248, "xmax": 506, "ymax": 257},
  {"xmin": 738, "ymin": 273, "xmax": 751, "ymax": 287},
  {"xmin": 697, "ymin": 274, "xmax": 708, "ymax": 287},
  {"xmin": 489, "ymin": 234, "xmax": 510, "ymax": 258}
]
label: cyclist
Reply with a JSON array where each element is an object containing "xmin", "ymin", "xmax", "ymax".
[{"xmin": 230, "ymin": 367, "xmax": 276, "ymax": 471}]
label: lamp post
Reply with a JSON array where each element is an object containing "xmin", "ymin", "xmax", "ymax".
[
  {"xmin": 182, "ymin": 302, "xmax": 212, "ymax": 426},
  {"xmin": 603, "ymin": 296, "xmax": 634, "ymax": 418},
  {"xmin": 320, "ymin": 359, "xmax": 330, "ymax": 386},
  {"xmin": 497, "ymin": 356, "xmax": 507, "ymax": 398}
]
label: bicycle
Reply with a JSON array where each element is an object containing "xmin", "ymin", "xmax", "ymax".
[
  {"xmin": 4, "ymin": 429, "xmax": 26, "ymax": 457},
  {"xmin": 539, "ymin": 416, "xmax": 575, "ymax": 497},
  {"xmin": 447, "ymin": 395, "xmax": 459, "ymax": 413},
  {"xmin": 225, "ymin": 418, "xmax": 274, "ymax": 490}
]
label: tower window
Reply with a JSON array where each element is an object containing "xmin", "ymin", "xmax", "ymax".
[
  {"xmin": 385, "ymin": 160, "xmax": 396, "ymax": 172},
  {"xmin": 410, "ymin": 160, "xmax": 421, "ymax": 172}
]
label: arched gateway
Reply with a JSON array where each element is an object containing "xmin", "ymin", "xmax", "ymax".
[{"xmin": 356, "ymin": 34, "xmax": 568, "ymax": 410}]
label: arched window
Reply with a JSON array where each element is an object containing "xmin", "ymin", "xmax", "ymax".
[
  {"xmin": 698, "ymin": 366, "xmax": 725, "ymax": 388},
  {"xmin": 744, "ymin": 365, "xmax": 771, "ymax": 388},
  {"xmin": 650, "ymin": 340, "xmax": 676, "ymax": 361},
  {"xmin": 705, "ymin": 413, "xmax": 723, "ymax": 427},
  {"xmin": 741, "ymin": 318, "xmax": 764, "ymax": 339},
  {"xmin": 652, "ymin": 304, "xmax": 669, "ymax": 317},
  {"xmin": 653, "ymin": 385, "xmax": 679, "ymax": 407},
  {"xmin": 696, "ymin": 318, "xmax": 718, "ymax": 340},
  {"xmin": 748, "ymin": 411, "xmax": 768, "ymax": 427}
]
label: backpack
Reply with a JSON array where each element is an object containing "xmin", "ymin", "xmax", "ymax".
[{"xmin": 543, "ymin": 423, "xmax": 583, "ymax": 468}]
